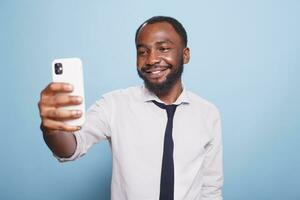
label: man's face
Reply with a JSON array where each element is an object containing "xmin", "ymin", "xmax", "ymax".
[{"xmin": 136, "ymin": 22, "xmax": 190, "ymax": 95}]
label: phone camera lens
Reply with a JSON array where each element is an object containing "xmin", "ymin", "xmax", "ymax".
[{"xmin": 55, "ymin": 63, "xmax": 63, "ymax": 75}]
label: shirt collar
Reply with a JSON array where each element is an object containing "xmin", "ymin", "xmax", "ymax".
[{"xmin": 142, "ymin": 84, "xmax": 190, "ymax": 105}]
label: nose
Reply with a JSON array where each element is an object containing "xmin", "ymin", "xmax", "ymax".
[{"xmin": 146, "ymin": 50, "xmax": 160, "ymax": 66}]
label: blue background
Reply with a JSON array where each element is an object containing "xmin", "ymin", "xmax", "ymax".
[{"xmin": 0, "ymin": 0, "xmax": 299, "ymax": 199}]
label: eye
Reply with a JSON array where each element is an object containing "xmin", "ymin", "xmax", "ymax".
[
  {"xmin": 159, "ymin": 47, "xmax": 170, "ymax": 52},
  {"xmin": 137, "ymin": 49, "xmax": 147, "ymax": 56}
]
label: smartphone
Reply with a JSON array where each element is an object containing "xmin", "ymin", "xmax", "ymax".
[{"xmin": 52, "ymin": 57, "xmax": 85, "ymax": 126}]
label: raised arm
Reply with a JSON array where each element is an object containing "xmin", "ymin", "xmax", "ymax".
[{"xmin": 38, "ymin": 82, "xmax": 83, "ymax": 158}]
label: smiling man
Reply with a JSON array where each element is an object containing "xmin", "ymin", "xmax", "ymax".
[
  {"xmin": 136, "ymin": 19, "xmax": 188, "ymax": 101},
  {"xmin": 38, "ymin": 16, "xmax": 223, "ymax": 200}
]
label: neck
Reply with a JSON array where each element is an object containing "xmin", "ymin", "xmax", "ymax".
[{"xmin": 156, "ymin": 80, "xmax": 183, "ymax": 105}]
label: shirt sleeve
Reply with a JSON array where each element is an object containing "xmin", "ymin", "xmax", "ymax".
[
  {"xmin": 201, "ymin": 110, "xmax": 224, "ymax": 200},
  {"xmin": 54, "ymin": 97, "xmax": 112, "ymax": 162}
]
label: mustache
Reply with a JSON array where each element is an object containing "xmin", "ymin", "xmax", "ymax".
[{"xmin": 141, "ymin": 64, "xmax": 171, "ymax": 72}]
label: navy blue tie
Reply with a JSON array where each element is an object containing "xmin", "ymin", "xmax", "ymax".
[{"xmin": 153, "ymin": 100, "xmax": 177, "ymax": 200}]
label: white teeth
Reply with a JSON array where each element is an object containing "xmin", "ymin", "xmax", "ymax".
[{"xmin": 151, "ymin": 71, "xmax": 161, "ymax": 74}]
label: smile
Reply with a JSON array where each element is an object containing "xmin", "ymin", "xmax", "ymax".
[
  {"xmin": 145, "ymin": 68, "xmax": 169, "ymax": 79},
  {"xmin": 146, "ymin": 68, "xmax": 167, "ymax": 73}
]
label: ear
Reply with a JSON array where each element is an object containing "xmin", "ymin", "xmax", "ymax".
[{"xmin": 183, "ymin": 47, "xmax": 190, "ymax": 64}]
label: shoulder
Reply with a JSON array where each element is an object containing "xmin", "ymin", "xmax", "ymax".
[
  {"xmin": 91, "ymin": 86, "xmax": 142, "ymax": 111},
  {"xmin": 102, "ymin": 85, "xmax": 142, "ymax": 99},
  {"xmin": 186, "ymin": 90, "xmax": 221, "ymax": 119},
  {"xmin": 96, "ymin": 85, "xmax": 143, "ymax": 106}
]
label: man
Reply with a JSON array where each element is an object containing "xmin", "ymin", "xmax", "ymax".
[{"xmin": 38, "ymin": 16, "xmax": 223, "ymax": 200}]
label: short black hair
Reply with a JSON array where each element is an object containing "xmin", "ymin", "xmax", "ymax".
[{"xmin": 135, "ymin": 16, "xmax": 188, "ymax": 47}]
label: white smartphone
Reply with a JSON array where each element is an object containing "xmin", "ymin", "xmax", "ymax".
[{"xmin": 52, "ymin": 57, "xmax": 85, "ymax": 126}]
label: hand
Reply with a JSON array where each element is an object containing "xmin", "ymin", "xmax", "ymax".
[{"xmin": 38, "ymin": 82, "xmax": 83, "ymax": 134}]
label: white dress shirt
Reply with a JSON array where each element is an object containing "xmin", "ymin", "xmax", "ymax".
[{"xmin": 55, "ymin": 85, "xmax": 223, "ymax": 200}]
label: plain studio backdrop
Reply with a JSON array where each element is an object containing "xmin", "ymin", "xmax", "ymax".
[{"xmin": 0, "ymin": 0, "xmax": 299, "ymax": 199}]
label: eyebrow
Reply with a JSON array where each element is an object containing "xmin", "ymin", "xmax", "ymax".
[
  {"xmin": 136, "ymin": 39, "xmax": 175, "ymax": 49},
  {"xmin": 156, "ymin": 39, "xmax": 175, "ymax": 45}
]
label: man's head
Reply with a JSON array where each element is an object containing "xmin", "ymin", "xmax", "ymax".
[{"xmin": 135, "ymin": 16, "xmax": 190, "ymax": 95}]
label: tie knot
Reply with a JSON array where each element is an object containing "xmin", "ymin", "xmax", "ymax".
[{"xmin": 152, "ymin": 100, "xmax": 177, "ymax": 118}]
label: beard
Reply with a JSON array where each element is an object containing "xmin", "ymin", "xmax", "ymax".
[{"xmin": 137, "ymin": 60, "xmax": 184, "ymax": 95}]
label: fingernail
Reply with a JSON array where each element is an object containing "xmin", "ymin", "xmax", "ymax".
[
  {"xmin": 77, "ymin": 126, "xmax": 81, "ymax": 130},
  {"xmin": 76, "ymin": 97, "xmax": 82, "ymax": 102},
  {"xmin": 72, "ymin": 110, "xmax": 78, "ymax": 115},
  {"xmin": 66, "ymin": 84, "xmax": 73, "ymax": 90},
  {"xmin": 76, "ymin": 110, "xmax": 82, "ymax": 115}
]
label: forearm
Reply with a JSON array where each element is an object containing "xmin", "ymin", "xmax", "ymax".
[{"xmin": 42, "ymin": 129, "xmax": 77, "ymax": 158}]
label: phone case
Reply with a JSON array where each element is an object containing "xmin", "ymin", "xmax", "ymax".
[{"xmin": 52, "ymin": 57, "xmax": 85, "ymax": 126}]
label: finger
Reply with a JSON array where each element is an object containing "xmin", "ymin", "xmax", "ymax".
[
  {"xmin": 42, "ymin": 94, "xmax": 82, "ymax": 107},
  {"xmin": 51, "ymin": 95, "xmax": 82, "ymax": 107},
  {"xmin": 42, "ymin": 82, "xmax": 73, "ymax": 96},
  {"xmin": 45, "ymin": 126, "xmax": 81, "ymax": 134},
  {"xmin": 42, "ymin": 119, "xmax": 81, "ymax": 132},
  {"xmin": 46, "ymin": 109, "xmax": 82, "ymax": 120},
  {"xmin": 39, "ymin": 94, "xmax": 81, "ymax": 107}
]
